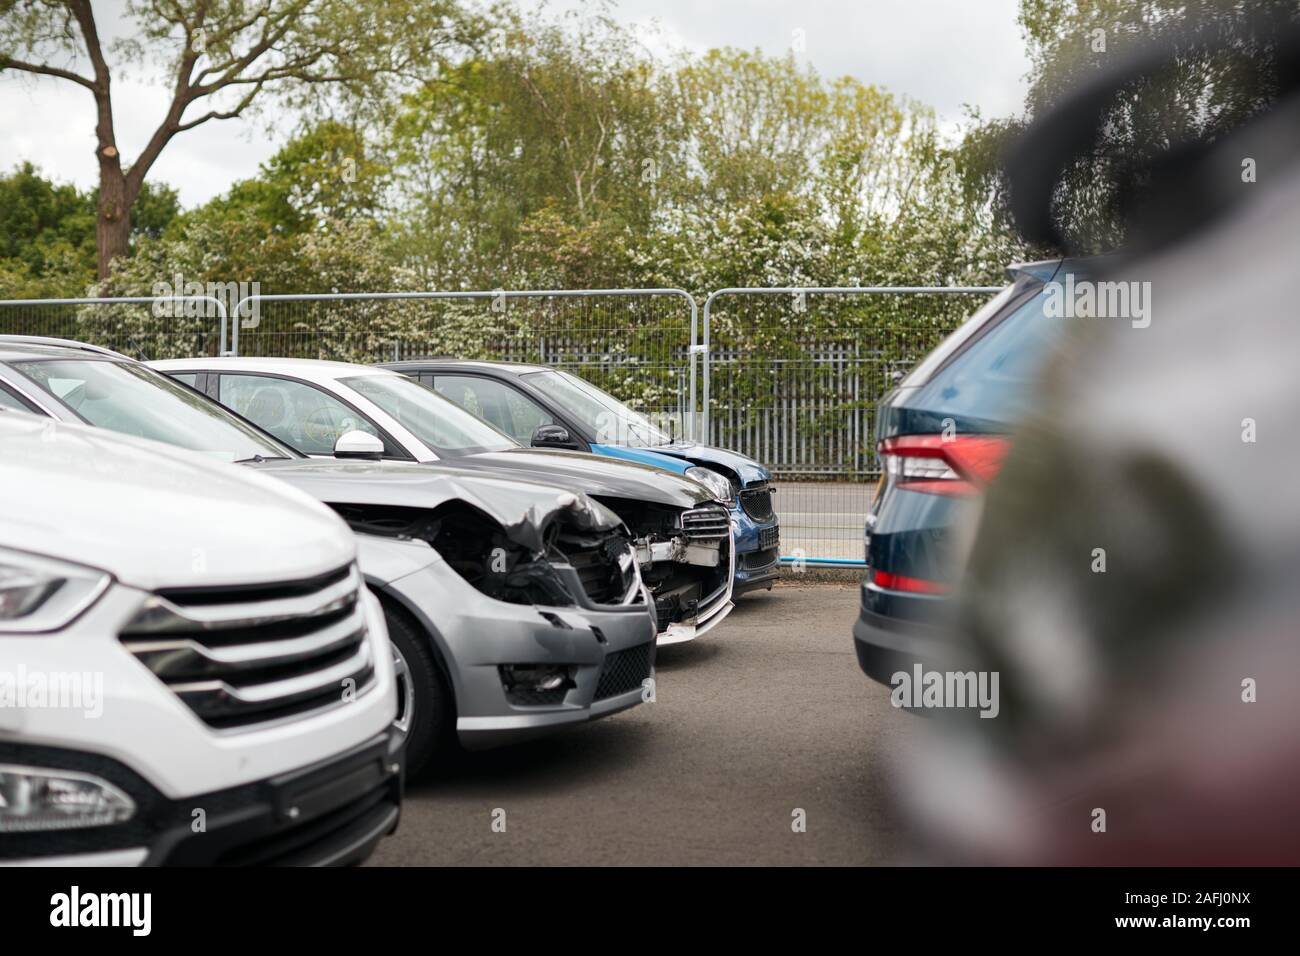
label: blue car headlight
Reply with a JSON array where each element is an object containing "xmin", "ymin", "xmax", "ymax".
[{"xmin": 685, "ymin": 466, "xmax": 735, "ymax": 504}]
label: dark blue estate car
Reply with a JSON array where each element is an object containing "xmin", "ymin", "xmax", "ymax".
[
  {"xmin": 855, "ymin": 259, "xmax": 1091, "ymax": 684},
  {"xmin": 379, "ymin": 360, "xmax": 781, "ymax": 595}
]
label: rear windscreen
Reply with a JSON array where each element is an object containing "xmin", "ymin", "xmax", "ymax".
[
  {"xmin": 898, "ymin": 284, "xmax": 1026, "ymax": 388},
  {"xmin": 912, "ymin": 282, "xmax": 1068, "ymax": 424}
]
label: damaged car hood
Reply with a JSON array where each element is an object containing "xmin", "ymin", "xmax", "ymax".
[
  {"xmin": 255, "ymin": 458, "xmax": 624, "ymax": 553},
  {"xmin": 633, "ymin": 442, "xmax": 770, "ymax": 487},
  {"xmin": 449, "ymin": 448, "xmax": 716, "ymax": 508},
  {"xmin": 586, "ymin": 441, "xmax": 770, "ymax": 487}
]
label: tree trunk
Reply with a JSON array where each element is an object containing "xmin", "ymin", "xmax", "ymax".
[{"xmin": 96, "ymin": 147, "xmax": 130, "ymax": 280}]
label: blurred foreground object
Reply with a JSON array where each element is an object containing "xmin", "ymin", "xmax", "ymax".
[{"xmin": 905, "ymin": 16, "xmax": 1300, "ymax": 864}]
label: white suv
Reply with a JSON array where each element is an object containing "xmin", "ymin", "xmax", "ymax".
[{"xmin": 0, "ymin": 413, "xmax": 402, "ymax": 865}]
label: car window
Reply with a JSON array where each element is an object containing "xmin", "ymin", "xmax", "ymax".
[
  {"xmin": 916, "ymin": 285, "xmax": 1066, "ymax": 422},
  {"xmin": 521, "ymin": 369, "xmax": 672, "ymax": 446},
  {"xmin": 218, "ymin": 373, "xmax": 386, "ymax": 456},
  {"xmin": 10, "ymin": 359, "xmax": 293, "ymax": 461},
  {"xmin": 433, "ymin": 374, "xmax": 554, "ymax": 445},
  {"xmin": 899, "ymin": 284, "xmax": 1026, "ymax": 388},
  {"xmin": 169, "ymin": 372, "xmax": 199, "ymax": 388},
  {"xmin": 0, "ymin": 382, "xmax": 36, "ymax": 413},
  {"xmin": 340, "ymin": 373, "xmax": 517, "ymax": 455}
]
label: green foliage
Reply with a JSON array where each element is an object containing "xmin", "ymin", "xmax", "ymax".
[
  {"xmin": 964, "ymin": 0, "xmax": 1300, "ymax": 252},
  {"xmin": 0, "ymin": 164, "xmax": 181, "ymax": 296},
  {"xmin": 387, "ymin": 9, "xmax": 669, "ymax": 287},
  {"xmin": 385, "ymin": 17, "xmax": 1021, "ymax": 292},
  {"xmin": 4, "ymin": 4, "xmax": 1024, "ymax": 300},
  {"xmin": 176, "ymin": 121, "xmax": 388, "ymax": 237},
  {"xmin": 74, "ymin": 209, "xmax": 406, "ymax": 359},
  {"xmin": 0, "ymin": 162, "xmax": 96, "ymax": 276},
  {"xmin": 129, "ymin": 181, "xmax": 182, "ymax": 242}
]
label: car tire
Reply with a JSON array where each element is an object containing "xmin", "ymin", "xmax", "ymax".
[{"xmin": 377, "ymin": 595, "xmax": 455, "ymax": 778}]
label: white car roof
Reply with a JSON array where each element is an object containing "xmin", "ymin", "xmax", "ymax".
[{"xmin": 150, "ymin": 356, "xmax": 400, "ymax": 385}]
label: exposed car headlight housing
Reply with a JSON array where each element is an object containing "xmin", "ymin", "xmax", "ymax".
[
  {"xmin": 0, "ymin": 765, "xmax": 135, "ymax": 832},
  {"xmin": 685, "ymin": 466, "xmax": 735, "ymax": 504},
  {"xmin": 0, "ymin": 547, "xmax": 111, "ymax": 633}
]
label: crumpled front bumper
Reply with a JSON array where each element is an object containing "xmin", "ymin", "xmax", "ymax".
[
  {"xmin": 376, "ymin": 551, "xmax": 660, "ymax": 750},
  {"xmin": 657, "ymin": 517, "xmax": 737, "ymax": 646},
  {"xmin": 731, "ymin": 504, "xmax": 780, "ymax": 594}
]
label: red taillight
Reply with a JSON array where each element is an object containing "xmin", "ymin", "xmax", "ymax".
[
  {"xmin": 878, "ymin": 434, "xmax": 1010, "ymax": 496},
  {"xmin": 870, "ymin": 569, "xmax": 949, "ymax": 594}
]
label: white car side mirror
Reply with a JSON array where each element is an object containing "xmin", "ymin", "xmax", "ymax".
[{"xmin": 334, "ymin": 430, "xmax": 384, "ymax": 461}]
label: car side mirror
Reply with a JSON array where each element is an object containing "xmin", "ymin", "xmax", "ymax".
[
  {"xmin": 531, "ymin": 424, "xmax": 578, "ymax": 450},
  {"xmin": 334, "ymin": 430, "xmax": 385, "ymax": 461}
]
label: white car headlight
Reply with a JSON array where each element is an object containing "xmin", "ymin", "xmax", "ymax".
[
  {"xmin": 685, "ymin": 466, "xmax": 735, "ymax": 504},
  {"xmin": 0, "ymin": 547, "xmax": 111, "ymax": 634},
  {"xmin": 0, "ymin": 765, "xmax": 135, "ymax": 832}
]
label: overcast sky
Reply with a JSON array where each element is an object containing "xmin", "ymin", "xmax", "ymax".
[{"xmin": 0, "ymin": 0, "xmax": 1029, "ymax": 208}]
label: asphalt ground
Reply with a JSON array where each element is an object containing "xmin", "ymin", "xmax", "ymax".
[{"xmin": 369, "ymin": 582, "xmax": 913, "ymax": 866}]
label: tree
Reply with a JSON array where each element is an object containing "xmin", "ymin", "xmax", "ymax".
[
  {"xmin": 176, "ymin": 120, "xmax": 387, "ymax": 236},
  {"xmin": 0, "ymin": 162, "xmax": 96, "ymax": 278},
  {"xmin": 964, "ymin": 0, "xmax": 1300, "ymax": 252},
  {"xmin": 0, "ymin": 0, "xmax": 468, "ymax": 278},
  {"xmin": 0, "ymin": 161, "xmax": 179, "ymax": 294},
  {"xmin": 385, "ymin": 15, "xmax": 1010, "ymax": 293},
  {"xmin": 387, "ymin": 9, "xmax": 671, "ymax": 287}
]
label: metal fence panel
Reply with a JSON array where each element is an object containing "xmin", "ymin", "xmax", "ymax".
[
  {"xmin": 231, "ymin": 290, "xmax": 700, "ymax": 441},
  {"xmin": 701, "ymin": 287, "xmax": 1005, "ymax": 564},
  {"xmin": 0, "ymin": 296, "xmax": 228, "ymax": 359}
]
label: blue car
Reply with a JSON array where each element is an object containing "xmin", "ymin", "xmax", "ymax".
[
  {"xmin": 855, "ymin": 259, "xmax": 1090, "ymax": 684},
  {"xmin": 378, "ymin": 359, "xmax": 781, "ymax": 595}
]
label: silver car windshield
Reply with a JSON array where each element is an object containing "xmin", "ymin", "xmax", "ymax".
[
  {"xmin": 341, "ymin": 373, "xmax": 517, "ymax": 455},
  {"xmin": 522, "ymin": 369, "xmax": 672, "ymax": 447},
  {"xmin": 12, "ymin": 358, "xmax": 295, "ymax": 462}
]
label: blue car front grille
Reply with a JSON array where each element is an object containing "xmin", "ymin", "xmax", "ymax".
[{"xmin": 740, "ymin": 486, "xmax": 775, "ymax": 522}]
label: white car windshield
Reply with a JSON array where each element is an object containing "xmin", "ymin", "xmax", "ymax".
[
  {"xmin": 13, "ymin": 358, "xmax": 295, "ymax": 462},
  {"xmin": 341, "ymin": 373, "xmax": 517, "ymax": 455},
  {"xmin": 522, "ymin": 369, "xmax": 672, "ymax": 447}
]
